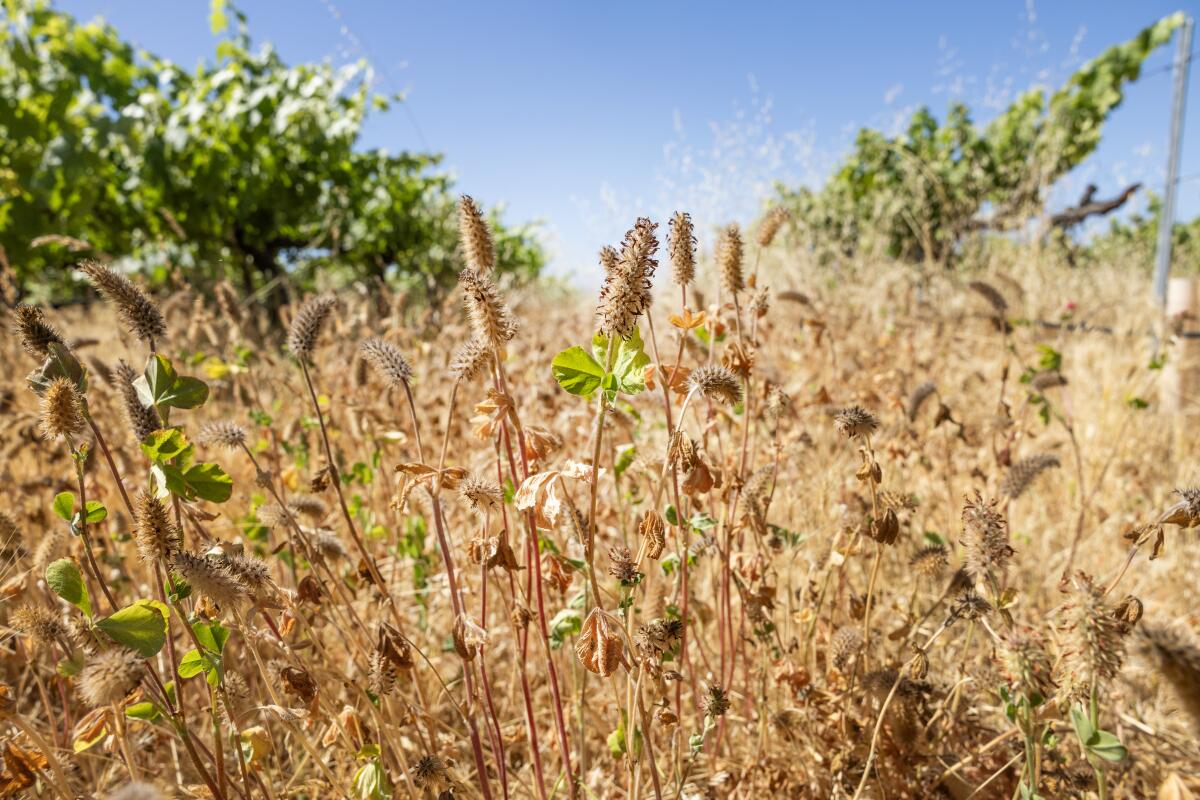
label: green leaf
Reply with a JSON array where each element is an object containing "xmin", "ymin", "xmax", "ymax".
[
  {"xmin": 57, "ymin": 652, "xmax": 85, "ymax": 677},
  {"xmin": 192, "ymin": 620, "xmax": 230, "ymax": 654},
  {"xmin": 1070, "ymin": 703, "xmax": 1095, "ymax": 744},
  {"xmin": 126, "ymin": 701, "xmax": 161, "ymax": 721},
  {"xmin": 46, "ymin": 558, "xmax": 92, "ymax": 618},
  {"xmin": 27, "ymin": 343, "xmax": 87, "ymax": 396},
  {"xmin": 141, "ymin": 428, "xmax": 190, "ymax": 462},
  {"xmin": 161, "ymin": 376, "xmax": 209, "ymax": 409},
  {"xmin": 1036, "ymin": 345, "xmax": 1062, "ymax": 372},
  {"xmin": 96, "ymin": 599, "xmax": 169, "ymax": 658},
  {"xmin": 52, "ymin": 492, "xmax": 75, "ymax": 522},
  {"xmin": 178, "ymin": 649, "xmax": 208, "ymax": 679},
  {"xmin": 137, "ymin": 354, "xmax": 178, "ymax": 408},
  {"xmin": 614, "ymin": 445, "xmax": 636, "ymax": 478},
  {"xmin": 592, "ymin": 327, "xmax": 651, "ymax": 396},
  {"xmin": 84, "ymin": 501, "xmax": 107, "ymax": 523},
  {"xmin": 552, "ymin": 346, "xmax": 605, "ymax": 398},
  {"xmin": 184, "ymin": 462, "xmax": 233, "ymax": 503},
  {"xmin": 1086, "ymin": 730, "xmax": 1128, "ymax": 763}
]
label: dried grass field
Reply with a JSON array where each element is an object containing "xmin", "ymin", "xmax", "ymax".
[{"xmin": 2, "ymin": 202, "xmax": 1200, "ymax": 799}]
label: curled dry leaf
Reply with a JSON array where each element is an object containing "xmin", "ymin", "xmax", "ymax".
[{"xmin": 576, "ymin": 608, "xmax": 624, "ymax": 677}]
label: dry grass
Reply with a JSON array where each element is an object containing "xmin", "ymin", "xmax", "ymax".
[{"xmin": 2, "ymin": 212, "xmax": 1200, "ymax": 800}]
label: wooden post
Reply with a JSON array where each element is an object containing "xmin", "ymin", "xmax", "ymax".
[{"xmin": 1161, "ymin": 276, "xmax": 1200, "ymax": 414}]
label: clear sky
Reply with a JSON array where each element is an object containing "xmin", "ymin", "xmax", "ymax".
[{"xmin": 56, "ymin": 0, "xmax": 1200, "ymax": 282}]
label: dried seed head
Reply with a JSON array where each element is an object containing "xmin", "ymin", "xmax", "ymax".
[
  {"xmin": 286, "ymin": 295, "xmax": 337, "ymax": 361},
  {"xmin": 134, "ymin": 491, "xmax": 179, "ymax": 564},
  {"xmin": 197, "ymin": 421, "xmax": 247, "ymax": 450},
  {"xmin": 949, "ymin": 590, "xmax": 992, "ymax": 623},
  {"xmin": 289, "ymin": 496, "xmax": 328, "ymax": 521},
  {"xmin": 38, "ymin": 377, "xmax": 84, "ymax": 440},
  {"xmin": 910, "ymin": 544, "xmax": 949, "ymax": 580},
  {"xmin": 107, "ymin": 782, "xmax": 164, "ymax": 800},
  {"xmin": 11, "ymin": 604, "xmax": 66, "ymax": 645},
  {"xmin": 77, "ymin": 260, "xmax": 166, "ymax": 345},
  {"xmin": 1054, "ymin": 572, "xmax": 1127, "ymax": 701},
  {"xmin": 834, "ymin": 405, "xmax": 878, "ymax": 439},
  {"xmin": 718, "ymin": 223, "xmax": 744, "ymax": 295},
  {"xmin": 1001, "ymin": 454, "xmax": 1060, "ymax": 499},
  {"xmin": 996, "ymin": 625, "xmax": 1055, "ymax": 698},
  {"xmin": 360, "ymin": 337, "xmax": 413, "ymax": 388},
  {"xmin": 458, "ymin": 195, "xmax": 496, "ymax": 274},
  {"xmin": 968, "ymin": 280, "xmax": 1008, "ymax": 317},
  {"xmin": 598, "ymin": 245, "xmax": 619, "ymax": 277},
  {"xmin": 906, "ymin": 380, "xmax": 937, "ymax": 422},
  {"xmin": 608, "ymin": 545, "xmax": 640, "ymax": 584},
  {"xmin": 687, "ymin": 364, "xmax": 741, "ymax": 405},
  {"xmin": 636, "ymin": 618, "xmax": 684, "ymax": 659},
  {"xmin": 668, "ymin": 211, "xmax": 696, "ymax": 287},
  {"xmin": 830, "ymin": 626, "xmax": 863, "ymax": 671},
  {"xmin": 702, "ymin": 683, "xmax": 731, "ymax": 718},
  {"xmin": 960, "ymin": 492, "xmax": 1012, "ymax": 582},
  {"xmin": 172, "ymin": 551, "xmax": 248, "ymax": 609},
  {"xmin": 459, "ymin": 477, "xmax": 501, "ymax": 515},
  {"xmin": 756, "ymin": 206, "xmax": 789, "ymax": 247},
  {"xmin": 1031, "ymin": 370, "xmax": 1068, "ymax": 391},
  {"xmin": 459, "ymin": 268, "xmax": 517, "ymax": 347},
  {"xmin": 596, "ymin": 217, "xmax": 658, "ymax": 339},
  {"xmin": 220, "ymin": 554, "xmax": 272, "ymax": 599},
  {"xmin": 411, "ymin": 755, "xmax": 450, "ymax": 792},
  {"xmin": 78, "ymin": 649, "xmax": 143, "ymax": 707},
  {"xmin": 367, "ymin": 647, "xmax": 398, "ymax": 696},
  {"xmin": 449, "ymin": 336, "xmax": 494, "ymax": 382},
  {"xmin": 307, "ymin": 529, "xmax": 348, "ymax": 562},
  {"xmin": 115, "ymin": 360, "xmax": 160, "ymax": 443},
  {"xmin": 12, "ymin": 305, "xmax": 65, "ymax": 361},
  {"xmin": 1162, "ymin": 487, "xmax": 1200, "ymax": 528}
]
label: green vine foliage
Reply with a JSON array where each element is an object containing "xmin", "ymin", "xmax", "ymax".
[
  {"xmin": 777, "ymin": 13, "xmax": 1185, "ymax": 266},
  {"xmin": 0, "ymin": 0, "xmax": 543, "ymax": 305}
]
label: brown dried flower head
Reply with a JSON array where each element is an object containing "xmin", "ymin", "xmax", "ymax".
[
  {"xmin": 1001, "ymin": 454, "xmax": 1060, "ymax": 499},
  {"xmin": 458, "ymin": 195, "xmax": 496, "ymax": 274},
  {"xmin": 596, "ymin": 217, "xmax": 658, "ymax": 339},
  {"xmin": 12, "ymin": 305, "xmax": 65, "ymax": 361},
  {"xmin": 77, "ymin": 260, "xmax": 166, "ymax": 346},
  {"xmin": 172, "ymin": 551, "xmax": 248, "ymax": 609},
  {"xmin": 460, "ymin": 268, "xmax": 517, "ymax": 347},
  {"xmin": 38, "ymin": 377, "xmax": 84, "ymax": 440},
  {"xmin": 718, "ymin": 223, "xmax": 744, "ymax": 294},
  {"xmin": 910, "ymin": 544, "xmax": 949, "ymax": 580},
  {"xmin": 197, "ymin": 420, "xmax": 247, "ymax": 450},
  {"xmin": 834, "ymin": 405, "xmax": 878, "ymax": 440},
  {"xmin": 1053, "ymin": 572, "xmax": 1128, "ymax": 701},
  {"xmin": 639, "ymin": 510, "xmax": 666, "ymax": 560},
  {"xmin": 115, "ymin": 359, "xmax": 160, "ymax": 443},
  {"xmin": 78, "ymin": 649, "xmax": 143, "ymax": 707},
  {"xmin": 688, "ymin": 364, "xmax": 742, "ymax": 405},
  {"xmin": 756, "ymin": 206, "xmax": 789, "ymax": 247},
  {"xmin": 287, "ymin": 295, "xmax": 337, "ymax": 361},
  {"xmin": 134, "ymin": 491, "xmax": 180, "ymax": 563},
  {"xmin": 668, "ymin": 211, "xmax": 696, "ymax": 287},
  {"xmin": 960, "ymin": 492, "xmax": 1012, "ymax": 583},
  {"xmin": 11, "ymin": 605, "xmax": 66, "ymax": 645},
  {"xmin": 449, "ymin": 336, "xmax": 494, "ymax": 382},
  {"xmin": 360, "ymin": 337, "xmax": 413, "ymax": 388}
]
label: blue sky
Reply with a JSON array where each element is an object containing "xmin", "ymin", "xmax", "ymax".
[{"xmin": 58, "ymin": 1, "xmax": 1200, "ymax": 281}]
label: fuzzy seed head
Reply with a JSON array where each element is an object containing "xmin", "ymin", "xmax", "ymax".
[
  {"xmin": 598, "ymin": 245, "xmax": 619, "ymax": 277},
  {"xmin": 172, "ymin": 551, "xmax": 248, "ymax": 609},
  {"xmin": 12, "ymin": 305, "xmax": 65, "ymax": 361},
  {"xmin": 834, "ymin": 405, "xmax": 878, "ymax": 439},
  {"xmin": 411, "ymin": 755, "xmax": 450, "ymax": 792},
  {"xmin": 77, "ymin": 260, "xmax": 166, "ymax": 345},
  {"xmin": 687, "ymin": 364, "xmax": 741, "ymax": 405},
  {"xmin": 906, "ymin": 380, "xmax": 937, "ymax": 422},
  {"xmin": 668, "ymin": 211, "xmax": 696, "ymax": 287},
  {"xmin": 360, "ymin": 337, "xmax": 413, "ymax": 388},
  {"xmin": 1001, "ymin": 454, "xmax": 1060, "ymax": 499},
  {"xmin": 115, "ymin": 360, "xmax": 161, "ymax": 443},
  {"xmin": 718, "ymin": 223, "xmax": 744, "ymax": 295},
  {"xmin": 831, "ymin": 626, "xmax": 863, "ymax": 670},
  {"xmin": 968, "ymin": 280, "xmax": 1008, "ymax": 317},
  {"xmin": 910, "ymin": 544, "xmax": 949, "ymax": 580},
  {"xmin": 287, "ymin": 295, "xmax": 337, "ymax": 361},
  {"xmin": 449, "ymin": 336, "xmax": 494, "ymax": 382},
  {"xmin": 702, "ymin": 683, "xmax": 731, "ymax": 717},
  {"xmin": 596, "ymin": 217, "xmax": 658, "ymax": 339},
  {"xmin": 38, "ymin": 377, "xmax": 84, "ymax": 440},
  {"xmin": 78, "ymin": 648, "xmax": 143, "ymax": 707},
  {"xmin": 757, "ymin": 206, "xmax": 789, "ymax": 247},
  {"xmin": 1054, "ymin": 572, "xmax": 1127, "ymax": 701},
  {"xmin": 959, "ymin": 492, "xmax": 1012, "ymax": 583},
  {"xmin": 197, "ymin": 420, "xmax": 247, "ymax": 450},
  {"xmin": 459, "ymin": 269, "xmax": 517, "ymax": 347},
  {"xmin": 11, "ymin": 604, "xmax": 66, "ymax": 645},
  {"xmin": 458, "ymin": 195, "xmax": 496, "ymax": 274},
  {"xmin": 134, "ymin": 491, "xmax": 179, "ymax": 563}
]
